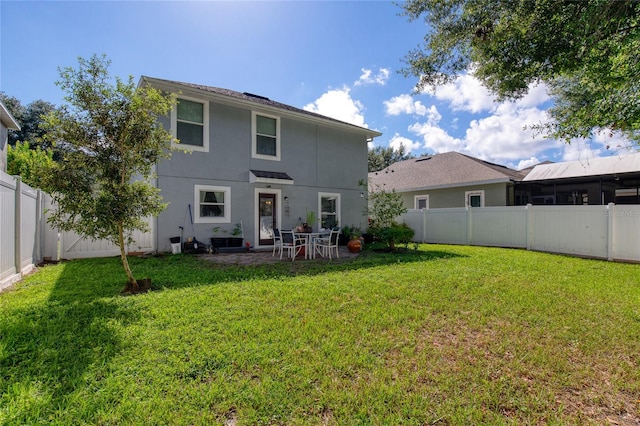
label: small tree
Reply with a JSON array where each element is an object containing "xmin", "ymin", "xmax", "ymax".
[
  {"xmin": 7, "ymin": 141, "xmax": 55, "ymax": 189},
  {"xmin": 42, "ymin": 54, "xmax": 175, "ymax": 293},
  {"xmin": 368, "ymin": 183, "xmax": 413, "ymax": 250}
]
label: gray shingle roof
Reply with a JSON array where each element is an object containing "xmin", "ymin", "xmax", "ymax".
[{"xmin": 368, "ymin": 152, "xmax": 527, "ymax": 192}]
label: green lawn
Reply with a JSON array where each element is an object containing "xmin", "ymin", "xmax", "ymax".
[{"xmin": 1, "ymin": 245, "xmax": 639, "ymax": 425}]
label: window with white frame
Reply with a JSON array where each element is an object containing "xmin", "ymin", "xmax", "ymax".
[
  {"xmin": 194, "ymin": 185, "xmax": 230, "ymax": 223},
  {"xmin": 252, "ymin": 112, "xmax": 280, "ymax": 160},
  {"xmin": 414, "ymin": 195, "xmax": 429, "ymax": 209},
  {"xmin": 319, "ymin": 192, "xmax": 341, "ymax": 229},
  {"xmin": 172, "ymin": 97, "xmax": 209, "ymax": 151},
  {"xmin": 465, "ymin": 190, "xmax": 485, "ymax": 207}
]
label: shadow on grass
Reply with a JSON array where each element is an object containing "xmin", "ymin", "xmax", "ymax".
[
  {"xmin": 0, "ymin": 258, "xmax": 142, "ymax": 422},
  {"xmin": 134, "ymin": 246, "xmax": 465, "ymax": 291}
]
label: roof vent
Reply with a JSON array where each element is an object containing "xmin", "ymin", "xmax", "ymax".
[
  {"xmin": 415, "ymin": 156, "xmax": 432, "ymax": 162},
  {"xmin": 243, "ymin": 92, "xmax": 270, "ymax": 101}
]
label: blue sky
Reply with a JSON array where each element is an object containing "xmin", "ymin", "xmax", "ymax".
[{"xmin": 1, "ymin": 1, "xmax": 631, "ymax": 170}]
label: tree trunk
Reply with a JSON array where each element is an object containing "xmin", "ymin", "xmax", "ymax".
[{"xmin": 118, "ymin": 221, "xmax": 138, "ymax": 292}]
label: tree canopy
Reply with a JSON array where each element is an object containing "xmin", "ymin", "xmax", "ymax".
[
  {"xmin": 42, "ymin": 54, "xmax": 175, "ymax": 292},
  {"xmin": 400, "ymin": 0, "xmax": 640, "ymax": 143},
  {"xmin": 0, "ymin": 92, "xmax": 56, "ymax": 149},
  {"xmin": 7, "ymin": 141, "xmax": 55, "ymax": 189},
  {"xmin": 368, "ymin": 145, "xmax": 415, "ymax": 172}
]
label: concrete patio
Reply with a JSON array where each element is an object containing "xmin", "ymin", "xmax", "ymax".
[{"xmin": 197, "ymin": 246, "xmax": 360, "ymax": 266}]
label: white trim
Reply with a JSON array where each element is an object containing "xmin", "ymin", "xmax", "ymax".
[
  {"xmin": 194, "ymin": 185, "xmax": 230, "ymax": 223},
  {"xmin": 414, "ymin": 194, "xmax": 429, "ymax": 210},
  {"xmin": 251, "ymin": 111, "xmax": 281, "ymax": 161},
  {"xmin": 318, "ymin": 192, "xmax": 341, "ymax": 229},
  {"xmin": 171, "ymin": 96, "xmax": 210, "ymax": 152},
  {"xmin": 254, "ymin": 188, "xmax": 282, "ymax": 249},
  {"xmin": 465, "ymin": 190, "xmax": 485, "ymax": 208}
]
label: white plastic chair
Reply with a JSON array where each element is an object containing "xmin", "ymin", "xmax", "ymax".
[
  {"xmin": 272, "ymin": 228, "xmax": 282, "ymax": 257},
  {"xmin": 314, "ymin": 228, "xmax": 340, "ymax": 260},
  {"xmin": 279, "ymin": 230, "xmax": 305, "ymax": 261}
]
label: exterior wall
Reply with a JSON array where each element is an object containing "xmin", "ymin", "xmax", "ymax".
[
  {"xmin": 155, "ymin": 98, "xmax": 369, "ymax": 251},
  {"xmin": 401, "ymin": 182, "xmax": 510, "ymax": 209},
  {"xmin": 0, "ymin": 123, "xmax": 8, "ymax": 172}
]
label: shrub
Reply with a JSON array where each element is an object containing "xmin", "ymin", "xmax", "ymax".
[{"xmin": 370, "ymin": 222, "xmax": 414, "ymax": 251}]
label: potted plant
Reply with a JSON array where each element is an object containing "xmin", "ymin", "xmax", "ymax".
[
  {"xmin": 210, "ymin": 226, "xmax": 228, "ymax": 248},
  {"xmin": 228, "ymin": 223, "xmax": 244, "ymax": 247},
  {"xmin": 346, "ymin": 227, "xmax": 363, "ymax": 252},
  {"xmin": 303, "ymin": 210, "xmax": 316, "ymax": 233}
]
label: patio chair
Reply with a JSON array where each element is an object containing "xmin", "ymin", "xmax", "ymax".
[
  {"xmin": 280, "ymin": 229, "xmax": 305, "ymax": 261},
  {"xmin": 272, "ymin": 228, "xmax": 282, "ymax": 257},
  {"xmin": 314, "ymin": 228, "xmax": 340, "ymax": 260}
]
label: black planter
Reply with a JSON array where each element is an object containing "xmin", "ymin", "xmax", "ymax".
[
  {"xmin": 228, "ymin": 237, "xmax": 243, "ymax": 247},
  {"xmin": 362, "ymin": 233, "xmax": 374, "ymax": 244},
  {"xmin": 210, "ymin": 237, "xmax": 228, "ymax": 248}
]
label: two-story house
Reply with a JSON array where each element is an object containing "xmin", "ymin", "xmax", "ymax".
[{"xmin": 140, "ymin": 77, "xmax": 381, "ymax": 252}]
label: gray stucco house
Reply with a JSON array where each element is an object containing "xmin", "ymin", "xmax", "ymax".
[
  {"xmin": 0, "ymin": 100, "xmax": 21, "ymax": 172},
  {"xmin": 140, "ymin": 77, "xmax": 381, "ymax": 252},
  {"xmin": 368, "ymin": 151, "xmax": 527, "ymax": 209}
]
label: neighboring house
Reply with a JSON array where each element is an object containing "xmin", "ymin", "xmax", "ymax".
[
  {"xmin": 368, "ymin": 151, "xmax": 527, "ymax": 209},
  {"xmin": 0, "ymin": 100, "xmax": 20, "ymax": 172},
  {"xmin": 518, "ymin": 152, "xmax": 640, "ymax": 205},
  {"xmin": 139, "ymin": 77, "xmax": 381, "ymax": 252}
]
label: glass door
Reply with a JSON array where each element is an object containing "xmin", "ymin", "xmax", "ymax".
[{"xmin": 259, "ymin": 193, "xmax": 277, "ymax": 245}]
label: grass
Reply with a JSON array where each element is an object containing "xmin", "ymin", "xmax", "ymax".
[{"xmin": 1, "ymin": 244, "xmax": 639, "ymax": 425}]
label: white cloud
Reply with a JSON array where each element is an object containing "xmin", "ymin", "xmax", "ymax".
[
  {"xmin": 388, "ymin": 133, "xmax": 422, "ymax": 154},
  {"xmin": 462, "ymin": 106, "xmax": 558, "ymax": 163},
  {"xmin": 431, "ymin": 74, "xmax": 497, "ymax": 114},
  {"xmin": 383, "ymin": 94, "xmax": 440, "ymax": 123},
  {"xmin": 408, "ymin": 122, "xmax": 465, "ymax": 153},
  {"xmin": 303, "ymin": 87, "xmax": 367, "ymax": 128},
  {"xmin": 354, "ymin": 67, "xmax": 390, "ymax": 86},
  {"xmin": 399, "ymin": 74, "xmax": 567, "ymax": 165},
  {"xmin": 515, "ymin": 157, "xmax": 541, "ymax": 170}
]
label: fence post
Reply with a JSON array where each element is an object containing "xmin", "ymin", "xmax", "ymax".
[
  {"xmin": 34, "ymin": 190, "xmax": 43, "ymax": 264},
  {"xmin": 526, "ymin": 204, "xmax": 532, "ymax": 251},
  {"xmin": 422, "ymin": 208, "xmax": 427, "ymax": 243},
  {"xmin": 607, "ymin": 203, "xmax": 614, "ymax": 261},
  {"xmin": 466, "ymin": 206, "xmax": 472, "ymax": 245},
  {"xmin": 14, "ymin": 176, "xmax": 22, "ymax": 276}
]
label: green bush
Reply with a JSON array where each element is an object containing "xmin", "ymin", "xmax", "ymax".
[{"xmin": 370, "ymin": 221, "xmax": 414, "ymax": 251}]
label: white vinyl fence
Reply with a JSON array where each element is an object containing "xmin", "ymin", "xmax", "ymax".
[
  {"xmin": 0, "ymin": 173, "xmax": 48, "ymax": 290},
  {"xmin": 1, "ymin": 170, "xmax": 155, "ymax": 291},
  {"xmin": 402, "ymin": 204, "xmax": 640, "ymax": 262}
]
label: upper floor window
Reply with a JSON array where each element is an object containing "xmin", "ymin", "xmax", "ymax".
[
  {"xmin": 466, "ymin": 190, "xmax": 485, "ymax": 208},
  {"xmin": 415, "ymin": 195, "xmax": 429, "ymax": 209},
  {"xmin": 194, "ymin": 185, "xmax": 230, "ymax": 223},
  {"xmin": 172, "ymin": 97, "xmax": 209, "ymax": 152},
  {"xmin": 252, "ymin": 112, "xmax": 280, "ymax": 161}
]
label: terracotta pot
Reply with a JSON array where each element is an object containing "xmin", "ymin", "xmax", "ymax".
[{"xmin": 347, "ymin": 238, "xmax": 362, "ymax": 253}]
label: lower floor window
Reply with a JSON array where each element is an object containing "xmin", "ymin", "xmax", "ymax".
[
  {"xmin": 466, "ymin": 190, "xmax": 485, "ymax": 208},
  {"xmin": 415, "ymin": 195, "xmax": 429, "ymax": 209},
  {"xmin": 194, "ymin": 185, "xmax": 231, "ymax": 223},
  {"xmin": 319, "ymin": 192, "xmax": 341, "ymax": 229}
]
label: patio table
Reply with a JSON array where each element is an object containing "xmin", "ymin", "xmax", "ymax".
[{"xmin": 294, "ymin": 231, "xmax": 330, "ymax": 259}]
